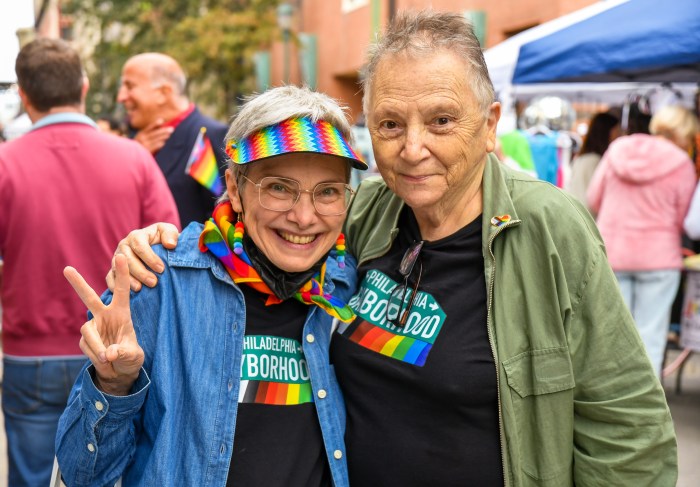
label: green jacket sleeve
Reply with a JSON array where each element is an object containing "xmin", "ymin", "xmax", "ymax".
[{"xmin": 568, "ymin": 247, "xmax": 677, "ymax": 485}]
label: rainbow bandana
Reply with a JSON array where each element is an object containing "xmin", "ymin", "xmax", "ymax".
[
  {"xmin": 199, "ymin": 202, "xmax": 356, "ymax": 323},
  {"xmin": 224, "ymin": 117, "xmax": 367, "ymax": 169}
]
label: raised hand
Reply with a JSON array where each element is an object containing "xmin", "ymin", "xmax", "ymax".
[
  {"xmin": 106, "ymin": 222, "xmax": 180, "ymax": 292},
  {"xmin": 65, "ymin": 254, "xmax": 145, "ymax": 396},
  {"xmin": 133, "ymin": 118, "xmax": 174, "ymax": 154}
]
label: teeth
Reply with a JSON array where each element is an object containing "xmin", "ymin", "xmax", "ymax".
[{"xmin": 280, "ymin": 232, "xmax": 316, "ymax": 244}]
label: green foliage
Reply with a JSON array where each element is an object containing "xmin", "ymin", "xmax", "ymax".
[{"xmin": 65, "ymin": 0, "xmax": 281, "ymax": 120}]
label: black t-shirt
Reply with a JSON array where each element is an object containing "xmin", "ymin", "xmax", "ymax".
[
  {"xmin": 227, "ymin": 285, "xmax": 331, "ymax": 487},
  {"xmin": 330, "ymin": 209, "xmax": 503, "ymax": 486}
]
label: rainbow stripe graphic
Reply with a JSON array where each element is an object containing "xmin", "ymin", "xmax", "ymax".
[
  {"xmin": 239, "ymin": 380, "xmax": 313, "ymax": 405},
  {"xmin": 225, "ymin": 117, "xmax": 366, "ymax": 169},
  {"xmin": 347, "ymin": 320, "xmax": 432, "ymax": 366},
  {"xmin": 185, "ymin": 127, "xmax": 223, "ymax": 195}
]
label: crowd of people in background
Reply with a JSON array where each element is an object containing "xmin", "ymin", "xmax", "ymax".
[
  {"xmin": 495, "ymin": 96, "xmax": 700, "ymax": 383},
  {"xmin": 0, "ymin": 38, "xmax": 180, "ymax": 486},
  {"xmin": 0, "ymin": 8, "xmax": 698, "ymax": 487}
]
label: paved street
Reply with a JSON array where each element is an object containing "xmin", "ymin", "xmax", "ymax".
[
  {"xmin": 0, "ymin": 350, "xmax": 698, "ymax": 485},
  {"xmin": 664, "ymin": 348, "xmax": 700, "ymax": 487}
]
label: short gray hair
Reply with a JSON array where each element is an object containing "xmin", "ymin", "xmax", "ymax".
[
  {"xmin": 361, "ymin": 10, "xmax": 495, "ymax": 117},
  {"xmin": 219, "ymin": 85, "xmax": 354, "ymax": 202},
  {"xmin": 151, "ymin": 63, "xmax": 186, "ymax": 96}
]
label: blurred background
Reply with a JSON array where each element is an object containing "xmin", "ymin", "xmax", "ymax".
[{"xmin": 1, "ymin": 1, "xmax": 699, "ymax": 485}]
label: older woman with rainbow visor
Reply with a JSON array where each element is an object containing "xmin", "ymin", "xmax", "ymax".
[{"xmin": 55, "ymin": 85, "xmax": 366, "ymax": 487}]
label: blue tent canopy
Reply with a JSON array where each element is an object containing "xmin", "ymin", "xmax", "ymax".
[{"xmin": 513, "ymin": 0, "xmax": 700, "ymax": 84}]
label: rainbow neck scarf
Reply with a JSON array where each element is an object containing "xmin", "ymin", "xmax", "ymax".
[{"xmin": 198, "ymin": 202, "xmax": 356, "ymax": 323}]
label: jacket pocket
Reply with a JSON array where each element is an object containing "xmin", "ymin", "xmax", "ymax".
[{"xmin": 502, "ymin": 347, "xmax": 576, "ymax": 483}]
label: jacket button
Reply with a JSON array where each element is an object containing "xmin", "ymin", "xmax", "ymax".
[
  {"xmin": 317, "ymin": 389, "xmax": 327, "ymax": 399},
  {"xmin": 87, "ymin": 443, "xmax": 95, "ymax": 453},
  {"xmin": 306, "ymin": 334, "xmax": 315, "ymax": 343},
  {"xmin": 333, "ymin": 450, "xmax": 343, "ymax": 460},
  {"xmin": 95, "ymin": 401, "xmax": 104, "ymax": 411}
]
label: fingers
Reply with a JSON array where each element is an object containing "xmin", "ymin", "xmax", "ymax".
[
  {"xmin": 130, "ymin": 225, "xmax": 166, "ymax": 273},
  {"xmin": 110, "ymin": 254, "xmax": 132, "ymax": 308},
  {"xmin": 116, "ymin": 234, "xmax": 158, "ymax": 288},
  {"xmin": 80, "ymin": 321, "xmax": 107, "ymax": 365},
  {"xmin": 129, "ymin": 275, "xmax": 143, "ymax": 292},
  {"xmin": 64, "ymin": 266, "xmax": 105, "ymax": 315},
  {"xmin": 156, "ymin": 222, "xmax": 180, "ymax": 249},
  {"xmin": 134, "ymin": 121, "xmax": 174, "ymax": 153},
  {"xmin": 105, "ymin": 260, "xmax": 116, "ymax": 292},
  {"xmin": 108, "ymin": 222, "xmax": 179, "ymax": 291}
]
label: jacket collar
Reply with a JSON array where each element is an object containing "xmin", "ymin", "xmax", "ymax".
[
  {"xmin": 352, "ymin": 153, "xmax": 522, "ymax": 249},
  {"xmin": 481, "ymin": 154, "xmax": 522, "ymax": 248},
  {"xmin": 30, "ymin": 112, "xmax": 98, "ymax": 132}
]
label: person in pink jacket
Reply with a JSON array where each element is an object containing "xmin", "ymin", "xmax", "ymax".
[{"xmin": 587, "ymin": 105, "xmax": 698, "ymax": 377}]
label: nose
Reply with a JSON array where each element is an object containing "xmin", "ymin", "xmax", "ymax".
[
  {"xmin": 400, "ymin": 124, "xmax": 429, "ymax": 164},
  {"xmin": 116, "ymin": 85, "xmax": 128, "ymax": 104},
  {"xmin": 286, "ymin": 191, "xmax": 318, "ymax": 228}
]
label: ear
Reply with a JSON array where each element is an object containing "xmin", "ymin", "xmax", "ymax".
[
  {"xmin": 17, "ymin": 86, "xmax": 31, "ymax": 110},
  {"xmin": 17, "ymin": 86, "xmax": 38, "ymax": 122},
  {"xmin": 225, "ymin": 169, "xmax": 244, "ymax": 213},
  {"xmin": 156, "ymin": 82, "xmax": 174, "ymax": 105},
  {"xmin": 485, "ymin": 102, "xmax": 501, "ymax": 153},
  {"xmin": 81, "ymin": 75, "xmax": 90, "ymax": 99}
]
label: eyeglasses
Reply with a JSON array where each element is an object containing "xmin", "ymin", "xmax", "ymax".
[
  {"xmin": 385, "ymin": 240, "xmax": 424, "ymax": 327},
  {"xmin": 239, "ymin": 175, "xmax": 355, "ymax": 216}
]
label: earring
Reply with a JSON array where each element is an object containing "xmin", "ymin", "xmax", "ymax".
[
  {"xmin": 336, "ymin": 233, "xmax": 346, "ymax": 269},
  {"xmin": 233, "ymin": 214, "xmax": 244, "ymax": 255}
]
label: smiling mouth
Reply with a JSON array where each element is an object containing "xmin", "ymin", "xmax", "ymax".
[{"xmin": 279, "ymin": 232, "xmax": 317, "ymax": 245}]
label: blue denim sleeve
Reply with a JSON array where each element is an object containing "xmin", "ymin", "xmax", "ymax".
[
  {"xmin": 55, "ymin": 364, "xmax": 150, "ymax": 487},
  {"xmin": 327, "ymin": 251, "xmax": 358, "ymax": 303}
]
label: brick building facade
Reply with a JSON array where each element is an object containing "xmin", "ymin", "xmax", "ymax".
[{"xmin": 268, "ymin": 0, "xmax": 599, "ymax": 121}]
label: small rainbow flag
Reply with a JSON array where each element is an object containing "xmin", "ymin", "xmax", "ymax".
[{"xmin": 185, "ymin": 127, "xmax": 224, "ymax": 195}]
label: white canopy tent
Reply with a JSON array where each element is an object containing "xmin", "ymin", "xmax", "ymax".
[{"xmin": 485, "ymin": 0, "xmax": 630, "ymax": 97}]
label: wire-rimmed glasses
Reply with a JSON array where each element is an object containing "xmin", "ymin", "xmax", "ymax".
[
  {"xmin": 240, "ymin": 174, "xmax": 354, "ymax": 216},
  {"xmin": 385, "ymin": 240, "xmax": 424, "ymax": 327}
]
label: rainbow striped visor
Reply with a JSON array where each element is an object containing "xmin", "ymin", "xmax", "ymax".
[{"xmin": 225, "ymin": 117, "xmax": 367, "ymax": 170}]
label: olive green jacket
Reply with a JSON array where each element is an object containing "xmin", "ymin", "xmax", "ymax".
[{"xmin": 344, "ymin": 154, "xmax": 677, "ymax": 486}]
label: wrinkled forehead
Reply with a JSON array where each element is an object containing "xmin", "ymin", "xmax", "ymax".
[{"xmin": 367, "ymin": 50, "xmax": 476, "ymax": 113}]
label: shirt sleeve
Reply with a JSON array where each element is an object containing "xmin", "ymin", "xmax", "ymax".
[
  {"xmin": 569, "ymin": 247, "xmax": 677, "ymax": 485},
  {"xmin": 684, "ymin": 182, "xmax": 700, "ymax": 240},
  {"xmin": 55, "ymin": 364, "xmax": 151, "ymax": 487}
]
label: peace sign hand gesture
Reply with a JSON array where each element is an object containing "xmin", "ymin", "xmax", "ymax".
[{"xmin": 64, "ymin": 254, "xmax": 145, "ymax": 396}]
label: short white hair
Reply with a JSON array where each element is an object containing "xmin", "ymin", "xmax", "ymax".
[
  {"xmin": 218, "ymin": 85, "xmax": 355, "ymax": 202},
  {"xmin": 226, "ymin": 85, "xmax": 354, "ymax": 144},
  {"xmin": 362, "ymin": 10, "xmax": 495, "ymax": 118}
]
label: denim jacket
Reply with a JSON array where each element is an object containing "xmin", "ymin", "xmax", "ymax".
[{"xmin": 56, "ymin": 223, "xmax": 356, "ymax": 487}]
